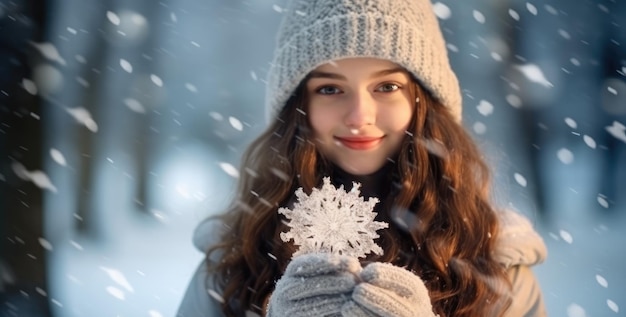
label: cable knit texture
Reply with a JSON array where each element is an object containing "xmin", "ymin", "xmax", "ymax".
[
  {"xmin": 267, "ymin": 253, "xmax": 361, "ymax": 316},
  {"xmin": 343, "ymin": 262, "xmax": 436, "ymax": 317},
  {"xmin": 265, "ymin": 0, "xmax": 462, "ymax": 122}
]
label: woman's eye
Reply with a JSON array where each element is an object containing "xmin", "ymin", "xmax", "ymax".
[
  {"xmin": 377, "ymin": 83, "xmax": 400, "ymax": 92},
  {"xmin": 317, "ymin": 86, "xmax": 341, "ymax": 95}
]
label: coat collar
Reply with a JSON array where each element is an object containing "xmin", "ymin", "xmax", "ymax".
[{"xmin": 493, "ymin": 209, "xmax": 548, "ymax": 268}]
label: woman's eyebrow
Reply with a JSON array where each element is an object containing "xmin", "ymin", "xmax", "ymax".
[
  {"xmin": 307, "ymin": 71, "xmax": 346, "ymax": 80},
  {"xmin": 307, "ymin": 67, "xmax": 407, "ymax": 81},
  {"xmin": 371, "ymin": 68, "xmax": 406, "ymax": 78}
]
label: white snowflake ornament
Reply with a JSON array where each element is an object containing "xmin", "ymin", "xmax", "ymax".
[{"xmin": 278, "ymin": 177, "xmax": 388, "ymax": 259}]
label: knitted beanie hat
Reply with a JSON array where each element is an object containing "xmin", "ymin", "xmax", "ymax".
[{"xmin": 265, "ymin": 0, "xmax": 463, "ymax": 123}]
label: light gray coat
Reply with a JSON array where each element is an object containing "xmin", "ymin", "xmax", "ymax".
[{"xmin": 176, "ymin": 210, "xmax": 548, "ymax": 317}]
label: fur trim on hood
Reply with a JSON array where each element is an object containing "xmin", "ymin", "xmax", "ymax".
[{"xmin": 493, "ymin": 209, "xmax": 548, "ymax": 268}]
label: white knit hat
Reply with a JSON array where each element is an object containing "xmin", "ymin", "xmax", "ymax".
[{"xmin": 265, "ymin": 0, "xmax": 462, "ymax": 123}]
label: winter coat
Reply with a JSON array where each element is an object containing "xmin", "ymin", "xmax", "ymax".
[{"xmin": 176, "ymin": 209, "xmax": 548, "ymax": 317}]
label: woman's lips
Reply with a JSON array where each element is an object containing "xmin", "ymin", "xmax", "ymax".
[{"xmin": 335, "ymin": 136, "xmax": 383, "ymax": 150}]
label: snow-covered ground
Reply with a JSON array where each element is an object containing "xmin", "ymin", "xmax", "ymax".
[{"xmin": 47, "ymin": 212, "xmax": 205, "ymax": 317}]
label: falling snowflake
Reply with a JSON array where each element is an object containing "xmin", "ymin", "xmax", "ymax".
[
  {"xmin": 515, "ymin": 64, "xmax": 554, "ymax": 88},
  {"xmin": 278, "ymin": 177, "xmax": 388, "ymax": 259}
]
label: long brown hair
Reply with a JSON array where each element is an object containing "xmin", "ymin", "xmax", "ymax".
[{"xmin": 206, "ymin": 76, "xmax": 512, "ymax": 316}]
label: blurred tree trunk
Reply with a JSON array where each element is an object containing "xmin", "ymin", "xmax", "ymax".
[{"xmin": 0, "ymin": 0, "xmax": 53, "ymax": 316}]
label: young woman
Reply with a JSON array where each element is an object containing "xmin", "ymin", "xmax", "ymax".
[{"xmin": 177, "ymin": 0, "xmax": 548, "ymax": 316}]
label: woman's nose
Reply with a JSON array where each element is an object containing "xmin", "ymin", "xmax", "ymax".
[{"xmin": 344, "ymin": 91, "xmax": 375, "ymax": 128}]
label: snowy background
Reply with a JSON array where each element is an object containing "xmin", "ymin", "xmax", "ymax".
[{"xmin": 1, "ymin": 0, "xmax": 625, "ymax": 316}]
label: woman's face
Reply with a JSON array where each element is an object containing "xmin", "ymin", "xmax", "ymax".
[{"xmin": 306, "ymin": 58, "xmax": 414, "ymax": 175}]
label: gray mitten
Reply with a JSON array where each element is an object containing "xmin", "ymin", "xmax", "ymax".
[
  {"xmin": 341, "ymin": 262, "xmax": 436, "ymax": 317},
  {"xmin": 267, "ymin": 253, "xmax": 361, "ymax": 317}
]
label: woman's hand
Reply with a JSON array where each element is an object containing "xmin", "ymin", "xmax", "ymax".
[
  {"xmin": 342, "ymin": 262, "xmax": 436, "ymax": 317},
  {"xmin": 267, "ymin": 253, "xmax": 360, "ymax": 317}
]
